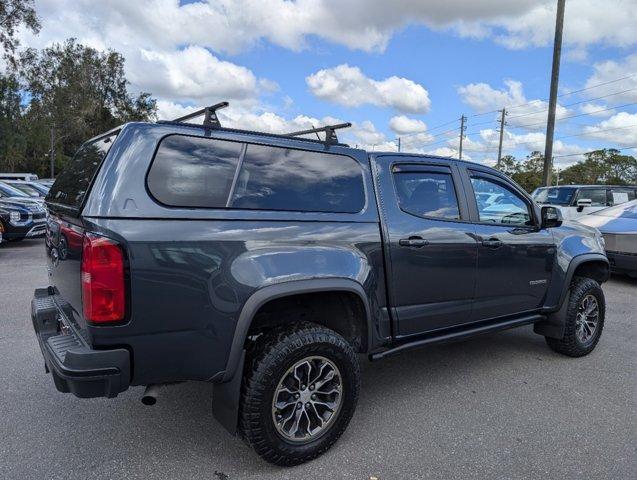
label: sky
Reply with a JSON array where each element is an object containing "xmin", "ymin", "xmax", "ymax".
[{"xmin": 13, "ymin": 0, "xmax": 637, "ymax": 166}]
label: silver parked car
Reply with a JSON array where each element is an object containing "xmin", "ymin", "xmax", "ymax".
[{"xmin": 577, "ymin": 199, "xmax": 637, "ymax": 278}]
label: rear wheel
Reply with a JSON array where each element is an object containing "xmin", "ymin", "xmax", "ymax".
[
  {"xmin": 239, "ymin": 322, "xmax": 360, "ymax": 466},
  {"xmin": 545, "ymin": 277, "xmax": 605, "ymax": 357}
]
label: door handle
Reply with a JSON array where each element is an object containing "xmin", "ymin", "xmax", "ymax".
[
  {"xmin": 482, "ymin": 238, "xmax": 503, "ymax": 249},
  {"xmin": 399, "ymin": 237, "xmax": 429, "ymax": 248}
]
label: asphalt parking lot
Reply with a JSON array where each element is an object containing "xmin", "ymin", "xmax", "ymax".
[{"xmin": 1, "ymin": 239, "xmax": 635, "ymax": 479}]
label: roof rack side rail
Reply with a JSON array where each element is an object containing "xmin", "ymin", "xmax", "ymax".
[
  {"xmin": 287, "ymin": 122, "xmax": 352, "ymax": 144},
  {"xmin": 170, "ymin": 102, "xmax": 229, "ymax": 128}
]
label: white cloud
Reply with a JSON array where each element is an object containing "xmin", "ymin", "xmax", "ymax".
[
  {"xmin": 584, "ymin": 54, "xmax": 637, "ymax": 103},
  {"xmin": 134, "ymin": 46, "xmax": 258, "ymax": 101},
  {"xmin": 426, "ymin": 147, "xmax": 463, "ymax": 159},
  {"xmin": 458, "ymin": 79, "xmax": 569, "ymax": 130},
  {"xmin": 306, "ymin": 64, "xmax": 431, "ymax": 113},
  {"xmin": 584, "ymin": 112, "xmax": 637, "ymax": 146},
  {"xmin": 160, "ymin": 102, "xmax": 396, "ymax": 152},
  {"xmin": 156, "ymin": 101, "xmax": 199, "ymax": 121},
  {"xmin": 483, "ymin": 0, "xmax": 636, "ymax": 51},
  {"xmin": 21, "ymin": 0, "xmax": 637, "ymax": 65},
  {"xmin": 389, "ymin": 115, "xmax": 428, "ymax": 135},
  {"xmin": 579, "ymin": 103, "xmax": 616, "ymax": 117}
]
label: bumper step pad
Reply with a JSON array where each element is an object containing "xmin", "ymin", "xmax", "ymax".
[{"xmin": 31, "ymin": 288, "xmax": 131, "ymax": 398}]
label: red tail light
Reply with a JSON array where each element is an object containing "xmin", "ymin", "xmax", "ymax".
[{"xmin": 81, "ymin": 233, "xmax": 125, "ymax": 323}]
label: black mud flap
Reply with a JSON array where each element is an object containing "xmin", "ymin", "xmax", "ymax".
[
  {"xmin": 212, "ymin": 350, "xmax": 245, "ymax": 435},
  {"xmin": 535, "ymin": 290, "xmax": 570, "ymax": 339}
]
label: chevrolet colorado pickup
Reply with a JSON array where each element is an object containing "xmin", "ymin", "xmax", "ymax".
[{"xmin": 31, "ymin": 103, "xmax": 609, "ymax": 466}]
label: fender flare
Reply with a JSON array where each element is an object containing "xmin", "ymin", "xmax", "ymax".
[
  {"xmin": 555, "ymin": 253, "xmax": 609, "ymax": 309},
  {"xmin": 221, "ymin": 278, "xmax": 372, "ymax": 383},
  {"xmin": 537, "ymin": 253, "xmax": 609, "ymax": 339}
]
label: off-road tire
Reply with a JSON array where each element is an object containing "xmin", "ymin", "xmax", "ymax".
[
  {"xmin": 239, "ymin": 322, "xmax": 360, "ymax": 466},
  {"xmin": 545, "ymin": 276, "xmax": 605, "ymax": 357}
]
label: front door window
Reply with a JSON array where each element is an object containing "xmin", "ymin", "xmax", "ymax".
[{"xmin": 470, "ymin": 177, "xmax": 532, "ymax": 226}]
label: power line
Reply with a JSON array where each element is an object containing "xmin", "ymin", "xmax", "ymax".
[
  {"xmin": 509, "ymin": 102, "xmax": 637, "ymax": 130},
  {"xmin": 393, "ymin": 117, "xmax": 460, "ymax": 142},
  {"xmin": 552, "ymin": 145, "xmax": 637, "ymax": 159},
  {"xmin": 500, "ymin": 123, "xmax": 637, "ymax": 150},
  {"xmin": 506, "ymin": 73, "xmax": 637, "ymax": 112},
  {"xmin": 465, "ymin": 74, "xmax": 637, "ymax": 121},
  {"xmin": 505, "ymin": 87, "xmax": 637, "ymax": 120},
  {"xmin": 451, "ymin": 124, "xmax": 637, "ymax": 154},
  {"xmin": 553, "ymin": 74, "xmax": 637, "ymax": 100},
  {"xmin": 397, "ymin": 79, "xmax": 637, "ymax": 147},
  {"xmin": 464, "ymin": 85, "xmax": 637, "ymax": 130}
]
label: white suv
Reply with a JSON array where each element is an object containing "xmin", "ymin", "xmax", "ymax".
[{"xmin": 531, "ymin": 185, "xmax": 637, "ymax": 220}]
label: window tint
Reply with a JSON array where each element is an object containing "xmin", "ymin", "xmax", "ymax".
[
  {"xmin": 471, "ymin": 176, "xmax": 532, "ymax": 225},
  {"xmin": 576, "ymin": 188, "xmax": 607, "ymax": 206},
  {"xmin": 47, "ymin": 133, "xmax": 117, "ymax": 211},
  {"xmin": 393, "ymin": 171, "xmax": 460, "ymax": 220},
  {"xmin": 609, "ymin": 188, "xmax": 635, "ymax": 205},
  {"xmin": 148, "ymin": 136, "xmax": 243, "ymax": 208},
  {"xmin": 230, "ymin": 144, "xmax": 365, "ymax": 213}
]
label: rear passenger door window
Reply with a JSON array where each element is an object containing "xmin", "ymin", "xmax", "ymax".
[{"xmin": 393, "ymin": 169, "xmax": 460, "ymax": 220}]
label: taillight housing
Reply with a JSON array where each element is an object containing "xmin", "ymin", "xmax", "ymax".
[{"xmin": 81, "ymin": 233, "xmax": 126, "ymax": 324}]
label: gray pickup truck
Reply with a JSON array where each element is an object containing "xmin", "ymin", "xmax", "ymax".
[{"xmin": 32, "ymin": 103, "xmax": 609, "ymax": 466}]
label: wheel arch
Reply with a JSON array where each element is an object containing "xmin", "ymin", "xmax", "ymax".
[
  {"xmin": 221, "ymin": 278, "xmax": 372, "ymax": 383},
  {"xmin": 537, "ymin": 253, "xmax": 609, "ymax": 339}
]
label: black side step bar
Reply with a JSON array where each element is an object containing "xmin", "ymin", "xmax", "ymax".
[{"xmin": 369, "ymin": 313, "xmax": 545, "ymax": 361}]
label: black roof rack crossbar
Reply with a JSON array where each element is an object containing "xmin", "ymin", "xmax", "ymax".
[
  {"xmin": 287, "ymin": 122, "xmax": 352, "ymax": 144},
  {"xmin": 171, "ymin": 102, "xmax": 229, "ymax": 128}
]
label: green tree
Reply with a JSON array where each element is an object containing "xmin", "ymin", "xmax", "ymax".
[
  {"xmin": 0, "ymin": 0, "xmax": 40, "ymax": 65},
  {"xmin": 0, "ymin": 74, "xmax": 23, "ymax": 170},
  {"xmin": 18, "ymin": 38, "xmax": 157, "ymax": 172},
  {"xmin": 560, "ymin": 149, "xmax": 637, "ymax": 185},
  {"xmin": 494, "ymin": 154, "xmax": 519, "ymax": 177},
  {"xmin": 510, "ymin": 151, "xmax": 549, "ymax": 192}
]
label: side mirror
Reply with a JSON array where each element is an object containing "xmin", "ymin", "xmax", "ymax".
[
  {"xmin": 576, "ymin": 198, "xmax": 592, "ymax": 212},
  {"xmin": 541, "ymin": 206, "xmax": 563, "ymax": 228}
]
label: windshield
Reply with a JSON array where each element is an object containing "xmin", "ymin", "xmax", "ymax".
[
  {"xmin": 532, "ymin": 187, "xmax": 576, "ymax": 206},
  {"xmin": 8, "ymin": 183, "xmax": 42, "ymax": 197},
  {"xmin": 0, "ymin": 182, "xmax": 29, "ymax": 198},
  {"xmin": 592, "ymin": 200, "xmax": 637, "ymax": 219}
]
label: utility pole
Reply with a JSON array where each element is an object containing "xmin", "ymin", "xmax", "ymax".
[
  {"xmin": 543, "ymin": 0, "xmax": 566, "ymax": 186},
  {"xmin": 496, "ymin": 108, "xmax": 506, "ymax": 169},
  {"xmin": 398, "ymin": 137, "xmax": 401, "ymax": 152},
  {"xmin": 459, "ymin": 115, "xmax": 466, "ymax": 160},
  {"xmin": 49, "ymin": 127, "xmax": 56, "ymax": 178}
]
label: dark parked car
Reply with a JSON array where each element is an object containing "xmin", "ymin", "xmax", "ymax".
[
  {"xmin": 577, "ymin": 200, "xmax": 637, "ymax": 277},
  {"xmin": 0, "ymin": 182, "xmax": 47, "ymax": 241},
  {"xmin": 31, "ymin": 104, "xmax": 610, "ymax": 466},
  {"xmin": 0, "ymin": 197, "xmax": 47, "ymax": 241}
]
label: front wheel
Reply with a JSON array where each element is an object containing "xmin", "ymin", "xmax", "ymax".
[
  {"xmin": 239, "ymin": 322, "xmax": 360, "ymax": 466},
  {"xmin": 545, "ymin": 277, "xmax": 605, "ymax": 357}
]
